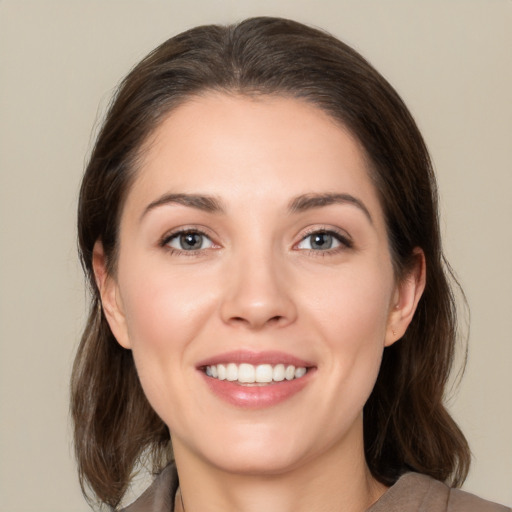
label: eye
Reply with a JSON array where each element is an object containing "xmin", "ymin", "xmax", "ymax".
[
  {"xmin": 164, "ymin": 230, "xmax": 214, "ymax": 251},
  {"xmin": 296, "ymin": 230, "xmax": 351, "ymax": 251}
]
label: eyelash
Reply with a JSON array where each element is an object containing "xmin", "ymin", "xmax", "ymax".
[
  {"xmin": 160, "ymin": 227, "xmax": 215, "ymax": 256},
  {"xmin": 296, "ymin": 227, "xmax": 353, "ymax": 255},
  {"xmin": 159, "ymin": 227, "xmax": 353, "ymax": 256}
]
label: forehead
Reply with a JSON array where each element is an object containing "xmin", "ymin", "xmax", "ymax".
[{"xmin": 123, "ymin": 92, "xmax": 384, "ymax": 224}]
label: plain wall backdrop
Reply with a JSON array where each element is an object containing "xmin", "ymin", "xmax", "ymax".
[{"xmin": 0, "ymin": 1, "xmax": 510, "ymax": 510}]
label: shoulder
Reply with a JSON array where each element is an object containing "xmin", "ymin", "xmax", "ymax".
[
  {"xmin": 119, "ymin": 463, "xmax": 178, "ymax": 512},
  {"xmin": 448, "ymin": 485, "xmax": 511, "ymax": 512},
  {"xmin": 368, "ymin": 472, "xmax": 510, "ymax": 512}
]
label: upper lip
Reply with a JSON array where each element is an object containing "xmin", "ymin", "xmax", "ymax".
[{"xmin": 196, "ymin": 350, "xmax": 315, "ymax": 369}]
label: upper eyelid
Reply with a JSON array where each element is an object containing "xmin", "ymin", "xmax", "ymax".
[
  {"xmin": 293, "ymin": 229, "xmax": 354, "ymax": 253},
  {"xmin": 160, "ymin": 229, "xmax": 219, "ymax": 256},
  {"xmin": 296, "ymin": 226, "xmax": 352, "ymax": 243},
  {"xmin": 158, "ymin": 225, "xmax": 353, "ymax": 249},
  {"xmin": 160, "ymin": 226, "xmax": 217, "ymax": 245}
]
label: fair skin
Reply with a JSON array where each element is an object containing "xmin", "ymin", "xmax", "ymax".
[{"xmin": 94, "ymin": 93, "xmax": 425, "ymax": 512}]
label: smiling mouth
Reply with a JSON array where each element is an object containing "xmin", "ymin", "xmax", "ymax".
[{"xmin": 203, "ymin": 363, "xmax": 308, "ymax": 385}]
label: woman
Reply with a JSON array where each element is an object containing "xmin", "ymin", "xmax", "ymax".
[{"xmin": 71, "ymin": 17, "xmax": 509, "ymax": 512}]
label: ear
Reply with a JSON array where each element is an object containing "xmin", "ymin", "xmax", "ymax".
[
  {"xmin": 385, "ymin": 248, "xmax": 426, "ymax": 347},
  {"xmin": 92, "ymin": 240, "xmax": 132, "ymax": 349}
]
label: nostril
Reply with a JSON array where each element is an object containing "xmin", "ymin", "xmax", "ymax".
[
  {"xmin": 228, "ymin": 314, "xmax": 285, "ymax": 328},
  {"xmin": 230, "ymin": 316, "xmax": 254, "ymax": 326}
]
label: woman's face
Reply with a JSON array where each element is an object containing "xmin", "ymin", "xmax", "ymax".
[{"xmin": 97, "ymin": 93, "xmax": 422, "ymax": 476}]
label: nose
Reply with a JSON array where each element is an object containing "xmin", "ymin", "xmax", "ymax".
[{"xmin": 219, "ymin": 249, "xmax": 298, "ymax": 330}]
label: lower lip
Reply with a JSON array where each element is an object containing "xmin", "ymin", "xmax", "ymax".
[{"xmin": 200, "ymin": 371, "xmax": 314, "ymax": 409}]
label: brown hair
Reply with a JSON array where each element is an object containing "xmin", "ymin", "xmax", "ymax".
[{"xmin": 72, "ymin": 16, "xmax": 470, "ymax": 509}]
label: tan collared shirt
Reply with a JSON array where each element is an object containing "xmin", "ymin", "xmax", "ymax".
[{"xmin": 121, "ymin": 464, "xmax": 510, "ymax": 512}]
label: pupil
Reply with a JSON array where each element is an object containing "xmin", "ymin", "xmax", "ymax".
[
  {"xmin": 181, "ymin": 232, "xmax": 202, "ymax": 250},
  {"xmin": 312, "ymin": 233, "xmax": 332, "ymax": 250}
]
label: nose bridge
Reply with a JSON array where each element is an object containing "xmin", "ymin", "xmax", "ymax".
[{"xmin": 220, "ymin": 239, "xmax": 296, "ymax": 329}]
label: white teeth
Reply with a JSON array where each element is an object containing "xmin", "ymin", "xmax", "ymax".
[
  {"xmin": 226, "ymin": 363, "xmax": 238, "ymax": 381},
  {"xmin": 238, "ymin": 363, "xmax": 255, "ymax": 383},
  {"xmin": 217, "ymin": 364, "xmax": 226, "ymax": 380},
  {"xmin": 204, "ymin": 363, "xmax": 308, "ymax": 384},
  {"xmin": 285, "ymin": 365, "xmax": 295, "ymax": 381},
  {"xmin": 255, "ymin": 364, "xmax": 273, "ymax": 383},
  {"xmin": 295, "ymin": 367, "xmax": 307, "ymax": 378},
  {"xmin": 273, "ymin": 364, "xmax": 285, "ymax": 382}
]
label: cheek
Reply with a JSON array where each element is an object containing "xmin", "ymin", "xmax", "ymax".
[
  {"xmin": 312, "ymin": 259, "xmax": 393, "ymax": 342},
  {"xmin": 119, "ymin": 253, "xmax": 217, "ymax": 345},
  {"xmin": 116, "ymin": 260, "xmax": 218, "ymax": 413},
  {"xmin": 309, "ymin": 262, "xmax": 393, "ymax": 398}
]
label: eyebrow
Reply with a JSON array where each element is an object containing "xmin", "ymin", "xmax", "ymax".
[
  {"xmin": 141, "ymin": 193, "xmax": 225, "ymax": 220},
  {"xmin": 141, "ymin": 191, "xmax": 372, "ymax": 223},
  {"xmin": 289, "ymin": 193, "xmax": 373, "ymax": 223}
]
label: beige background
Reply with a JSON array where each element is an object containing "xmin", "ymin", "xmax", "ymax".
[{"xmin": 0, "ymin": 1, "xmax": 510, "ymax": 510}]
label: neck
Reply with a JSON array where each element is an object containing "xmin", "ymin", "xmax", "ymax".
[{"xmin": 173, "ymin": 421, "xmax": 387, "ymax": 512}]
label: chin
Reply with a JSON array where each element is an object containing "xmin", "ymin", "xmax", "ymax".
[
  {"xmin": 208, "ymin": 447, "xmax": 309, "ymax": 477},
  {"xmin": 184, "ymin": 422, "xmax": 327, "ymax": 478}
]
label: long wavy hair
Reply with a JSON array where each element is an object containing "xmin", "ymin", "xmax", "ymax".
[{"xmin": 72, "ymin": 16, "xmax": 470, "ymax": 510}]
